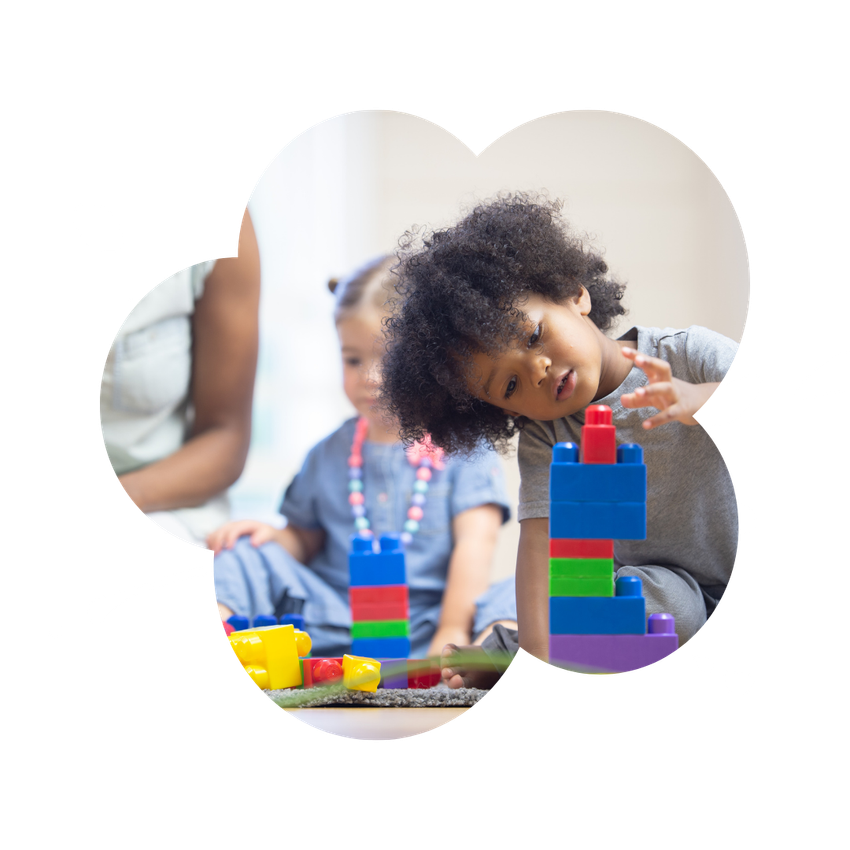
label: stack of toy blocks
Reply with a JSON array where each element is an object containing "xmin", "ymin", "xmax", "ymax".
[
  {"xmin": 348, "ymin": 533, "xmax": 411, "ymax": 659},
  {"xmin": 548, "ymin": 404, "xmax": 679, "ymax": 672}
]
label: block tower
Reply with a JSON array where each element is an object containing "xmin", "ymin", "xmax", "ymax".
[
  {"xmin": 348, "ymin": 533, "xmax": 412, "ymax": 659},
  {"xmin": 548, "ymin": 404, "xmax": 679, "ymax": 672}
]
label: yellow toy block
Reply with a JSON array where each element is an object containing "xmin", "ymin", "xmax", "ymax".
[
  {"xmin": 342, "ymin": 654, "xmax": 381, "ymax": 692},
  {"xmin": 229, "ymin": 624, "xmax": 303, "ymax": 690},
  {"xmin": 293, "ymin": 629, "xmax": 312, "ymax": 658}
]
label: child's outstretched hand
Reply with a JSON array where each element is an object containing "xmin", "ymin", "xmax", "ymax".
[
  {"xmin": 620, "ymin": 347, "xmax": 719, "ymax": 430},
  {"xmin": 207, "ymin": 520, "xmax": 280, "ymax": 554}
]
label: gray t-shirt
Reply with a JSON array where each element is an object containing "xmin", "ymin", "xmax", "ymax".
[{"xmin": 517, "ymin": 325, "xmax": 738, "ymax": 592}]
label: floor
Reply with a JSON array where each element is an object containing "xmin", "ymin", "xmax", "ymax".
[{"xmin": 284, "ymin": 706, "xmax": 469, "ymax": 740}]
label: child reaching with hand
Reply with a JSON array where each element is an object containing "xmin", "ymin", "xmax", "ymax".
[
  {"xmin": 211, "ymin": 256, "xmax": 517, "ymax": 660},
  {"xmin": 380, "ymin": 193, "xmax": 738, "ymax": 686}
]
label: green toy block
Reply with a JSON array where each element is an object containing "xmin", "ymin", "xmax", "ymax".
[
  {"xmin": 549, "ymin": 557, "xmax": 614, "ymax": 578},
  {"xmin": 350, "ymin": 619, "xmax": 410, "ymax": 638},
  {"xmin": 549, "ymin": 575, "xmax": 615, "ymax": 597}
]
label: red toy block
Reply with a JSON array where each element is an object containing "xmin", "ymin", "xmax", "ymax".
[
  {"xmin": 300, "ymin": 657, "xmax": 313, "ymax": 689},
  {"xmin": 308, "ymin": 657, "xmax": 344, "ymax": 685},
  {"xmin": 350, "ymin": 585, "xmax": 409, "ymax": 605},
  {"xmin": 581, "ymin": 405, "xmax": 616, "ymax": 464},
  {"xmin": 550, "ymin": 538, "xmax": 614, "ymax": 559},
  {"xmin": 408, "ymin": 659, "xmax": 441, "ymax": 689},
  {"xmin": 350, "ymin": 601, "xmax": 409, "ymax": 621},
  {"xmin": 223, "ymin": 621, "xmax": 235, "ymax": 636}
]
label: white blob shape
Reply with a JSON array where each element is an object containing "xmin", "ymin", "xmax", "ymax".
[
  {"xmin": 694, "ymin": 372, "xmax": 764, "ymax": 431},
  {"xmin": 71, "ymin": 201, "xmax": 127, "ymax": 257},
  {"xmin": 84, "ymin": 564, "xmax": 213, "ymax": 626},
  {"xmin": 720, "ymin": 667, "xmax": 756, "ymax": 697},
  {"xmin": 691, "ymin": 652, "xmax": 715, "ymax": 676},
  {"xmin": 791, "ymin": 349, "xmax": 850, "ymax": 404},
  {"xmin": 738, "ymin": 501, "xmax": 759, "ymax": 534}
]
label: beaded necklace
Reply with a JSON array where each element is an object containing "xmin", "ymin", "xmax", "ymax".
[{"xmin": 347, "ymin": 416, "xmax": 444, "ymax": 545}]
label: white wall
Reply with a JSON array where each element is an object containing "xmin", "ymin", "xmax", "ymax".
[{"xmin": 231, "ymin": 110, "xmax": 749, "ymax": 583}]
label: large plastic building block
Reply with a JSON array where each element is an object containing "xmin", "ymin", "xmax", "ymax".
[
  {"xmin": 376, "ymin": 659, "xmax": 410, "ymax": 689},
  {"xmin": 308, "ymin": 657, "xmax": 344, "ymax": 685},
  {"xmin": 408, "ymin": 659, "xmax": 441, "ymax": 689},
  {"xmin": 550, "ymin": 557, "xmax": 614, "ymax": 578},
  {"xmin": 349, "ymin": 585, "xmax": 409, "ymax": 621},
  {"xmin": 581, "ymin": 405, "xmax": 616, "ymax": 464},
  {"xmin": 550, "ymin": 442, "xmax": 646, "ymax": 503},
  {"xmin": 351, "ymin": 636, "xmax": 412, "ymax": 658},
  {"xmin": 350, "ymin": 601, "xmax": 410, "ymax": 622},
  {"xmin": 550, "ymin": 501, "xmax": 646, "ymax": 540},
  {"xmin": 300, "ymin": 657, "xmax": 313, "ymax": 688},
  {"xmin": 227, "ymin": 615, "xmax": 251, "ymax": 631},
  {"xmin": 342, "ymin": 655, "xmax": 381, "ymax": 692},
  {"xmin": 223, "ymin": 621, "xmax": 235, "ymax": 636},
  {"xmin": 550, "ymin": 538, "xmax": 614, "ymax": 559},
  {"xmin": 350, "ymin": 619, "xmax": 410, "ymax": 639},
  {"xmin": 229, "ymin": 624, "xmax": 305, "ymax": 690},
  {"xmin": 348, "ymin": 534, "xmax": 407, "ymax": 587},
  {"xmin": 549, "ymin": 575, "xmax": 614, "ymax": 597},
  {"xmin": 549, "ymin": 595, "xmax": 646, "ymax": 634},
  {"xmin": 349, "ymin": 585, "xmax": 409, "ymax": 606},
  {"xmin": 548, "ymin": 630, "xmax": 678, "ymax": 672},
  {"xmin": 280, "ymin": 614, "xmax": 305, "ymax": 631},
  {"xmin": 253, "ymin": 614, "xmax": 277, "ymax": 628}
]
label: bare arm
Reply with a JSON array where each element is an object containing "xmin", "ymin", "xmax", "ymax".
[
  {"xmin": 120, "ymin": 209, "xmax": 261, "ymax": 513},
  {"xmin": 426, "ymin": 504, "xmax": 503, "ymax": 656},
  {"xmin": 516, "ymin": 517, "xmax": 550, "ymax": 661}
]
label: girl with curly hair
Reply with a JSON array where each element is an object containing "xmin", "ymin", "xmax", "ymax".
[{"xmin": 381, "ymin": 193, "xmax": 738, "ymax": 685}]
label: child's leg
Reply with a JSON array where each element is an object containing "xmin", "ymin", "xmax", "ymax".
[
  {"xmin": 471, "ymin": 576, "xmax": 517, "ymax": 643},
  {"xmin": 616, "ymin": 564, "xmax": 708, "ymax": 644},
  {"xmin": 214, "ymin": 537, "xmax": 351, "ymax": 656}
]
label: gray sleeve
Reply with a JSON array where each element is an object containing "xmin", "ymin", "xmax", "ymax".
[{"xmin": 659, "ymin": 325, "xmax": 738, "ymax": 384}]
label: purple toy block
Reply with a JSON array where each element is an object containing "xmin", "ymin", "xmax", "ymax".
[
  {"xmin": 377, "ymin": 658, "xmax": 410, "ymax": 689},
  {"xmin": 548, "ymin": 632, "xmax": 679, "ymax": 673}
]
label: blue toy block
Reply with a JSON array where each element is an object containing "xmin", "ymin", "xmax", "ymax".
[
  {"xmin": 549, "ymin": 501, "xmax": 646, "ymax": 540},
  {"xmin": 226, "ymin": 615, "xmax": 251, "ymax": 631},
  {"xmin": 253, "ymin": 614, "xmax": 278, "ymax": 628},
  {"xmin": 280, "ymin": 614, "xmax": 305, "ymax": 631},
  {"xmin": 549, "ymin": 595, "xmax": 646, "ymax": 634},
  {"xmin": 349, "ymin": 533, "xmax": 407, "ymax": 586},
  {"xmin": 550, "ymin": 445, "xmax": 646, "ymax": 503},
  {"xmin": 350, "ymin": 636, "xmax": 412, "ymax": 658}
]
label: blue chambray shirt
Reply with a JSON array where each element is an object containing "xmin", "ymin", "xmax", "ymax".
[{"xmin": 278, "ymin": 417, "xmax": 511, "ymax": 634}]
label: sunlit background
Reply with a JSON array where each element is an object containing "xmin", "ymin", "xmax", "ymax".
[{"xmin": 225, "ymin": 110, "xmax": 748, "ymax": 583}]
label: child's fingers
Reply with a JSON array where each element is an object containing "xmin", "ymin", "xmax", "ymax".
[
  {"xmin": 621, "ymin": 382, "xmax": 677, "ymax": 410},
  {"xmin": 623, "ymin": 348, "xmax": 672, "ymax": 381},
  {"xmin": 642, "ymin": 402, "xmax": 686, "ymax": 430}
]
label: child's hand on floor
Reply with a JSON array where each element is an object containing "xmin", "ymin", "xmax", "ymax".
[
  {"xmin": 620, "ymin": 348, "xmax": 719, "ymax": 430},
  {"xmin": 207, "ymin": 520, "xmax": 281, "ymax": 554}
]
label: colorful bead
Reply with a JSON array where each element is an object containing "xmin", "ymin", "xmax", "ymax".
[{"xmin": 348, "ymin": 416, "xmax": 439, "ymax": 543}]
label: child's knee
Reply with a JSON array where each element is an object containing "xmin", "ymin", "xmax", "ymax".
[{"xmin": 616, "ymin": 565, "xmax": 707, "ymax": 644}]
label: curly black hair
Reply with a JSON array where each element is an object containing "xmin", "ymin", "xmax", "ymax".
[{"xmin": 381, "ymin": 192, "xmax": 627, "ymax": 455}]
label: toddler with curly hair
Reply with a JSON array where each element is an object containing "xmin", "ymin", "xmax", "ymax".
[{"xmin": 381, "ymin": 192, "xmax": 738, "ymax": 686}]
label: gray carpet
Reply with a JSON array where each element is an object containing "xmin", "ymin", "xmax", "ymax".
[{"xmin": 267, "ymin": 686, "xmax": 487, "ymax": 708}]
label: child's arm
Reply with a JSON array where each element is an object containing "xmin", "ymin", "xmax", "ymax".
[
  {"xmin": 515, "ymin": 517, "xmax": 551, "ymax": 661},
  {"xmin": 620, "ymin": 348, "xmax": 719, "ymax": 430},
  {"xmin": 426, "ymin": 504, "xmax": 503, "ymax": 657}
]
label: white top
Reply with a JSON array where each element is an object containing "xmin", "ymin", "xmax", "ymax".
[{"xmin": 101, "ymin": 261, "xmax": 229, "ymax": 542}]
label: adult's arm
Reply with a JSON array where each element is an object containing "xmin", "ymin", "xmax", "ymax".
[{"xmin": 120, "ymin": 209, "xmax": 261, "ymax": 513}]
